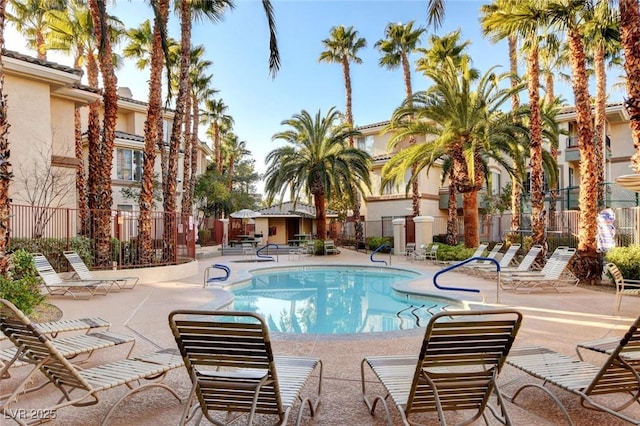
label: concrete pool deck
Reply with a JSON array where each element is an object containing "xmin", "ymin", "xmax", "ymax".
[{"xmin": 3, "ymin": 248, "xmax": 640, "ymax": 425}]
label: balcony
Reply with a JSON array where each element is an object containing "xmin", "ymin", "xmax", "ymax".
[{"xmin": 564, "ymin": 135, "xmax": 612, "ymax": 163}]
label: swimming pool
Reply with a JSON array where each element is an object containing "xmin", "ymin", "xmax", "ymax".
[{"xmin": 224, "ymin": 265, "xmax": 463, "ymax": 335}]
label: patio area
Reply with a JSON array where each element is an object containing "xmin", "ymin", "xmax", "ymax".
[{"xmin": 3, "ymin": 248, "xmax": 640, "ymax": 425}]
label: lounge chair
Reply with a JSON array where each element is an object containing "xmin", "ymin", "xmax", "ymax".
[
  {"xmin": 169, "ymin": 309, "xmax": 323, "ymax": 426},
  {"xmin": 411, "ymin": 244, "xmax": 428, "ymax": 261},
  {"xmin": 458, "ymin": 242, "xmax": 503, "ymax": 271},
  {"xmin": 0, "ymin": 299, "xmax": 183, "ymax": 425},
  {"xmin": 242, "ymin": 243, "xmax": 256, "ymax": 260},
  {"xmin": 500, "ymin": 247, "xmax": 578, "ymax": 293},
  {"xmin": 361, "ymin": 309, "xmax": 522, "ymax": 426},
  {"xmin": 605, "ymin": 262, "xmax": 640, "ymax": 312},
  {"xmin": 64, "ymin": 250, "xmax": 139, "ymax": 290},
  {"xmin": 32, "ymin": 253, "xmax": 114, "ymax": 299},
  {"xmin": 506, "ymin": 315, "xmax": 640, "ymax": 425},
  {"xmin": 424, "ymin": 243, "xmax": 439, "ymax": 262},
  {"xmin": 324, "ymin": 240, "xmax": 338, "ymax": 255},
  {"xmin": 482, "ymin": 244, "xmax": 542, "ymax": 277},
  {"xmin": 1, "ymin": 316, "xmax": 110, "ymax": 340},
  {"xmin": 468, "ymin": 243, "xmax": 521, "ymax": 275},
  {"xmin": 398, "ymin": 242, "xmax": 416, "ymax": 257}
]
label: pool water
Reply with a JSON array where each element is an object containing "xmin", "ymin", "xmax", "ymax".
[{"xmin": 227, "ymin": 266, "xmax": 457, "ymax": 334}]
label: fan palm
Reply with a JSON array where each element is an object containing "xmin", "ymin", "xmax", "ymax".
[
  {"xmin": 375, "ymin": 21, "xmax": 425, "ymax": 217},
  {"xmin": 7, "ymin": 0, "xmax": 65, "ymax": 59},
  {"xmin": 265, "ymin": 108, "xmax": 372, "ymax": 240}
]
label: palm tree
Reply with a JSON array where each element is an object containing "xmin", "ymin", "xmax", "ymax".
[
  {"xmin": 187, "ymin": 62, "xmax": 214, "ymax": 215},
  {"xmin": 319, "ymin": 25, "xmax": 366, "ymax": 246},
  {"xmin": 481, "ymin": 0, "xmax": 548, "ymax": 250},
  {"xmin": 265, "ymin": 108, "xmax": 372, "ymax": 240},
  {"xmin": 619, "ymin": 0, "xmax": 640, "ymax": 171},
  {"xmin": 7, "ymin": 0, "xmax": 65, "ymax": 59},
  {"xmin": 123, "ymin": 12, "xmax": 169, "ymax": 263},
  {"xmin": 202, "ymin": 98, "xmax": 234, "ymax": 172},
  {"xmin": 583, "ymin": 1, "xmax": 621, "ymax": 208},
  {"xmin": 222, "ymin": 133, "xmax": 249, "ymax": 192},
  {"xmin": 480, "ymin": 0, "xmax": 525, "ymax": 232},
  {"xmin": 86, "ymin": 0, "xmax": 120, "ymax": 267},
  {"xmin": 386, "ymin": 57, "xmax": 523, "ymax": 248},
  {"xmin": 46, "ymin": 1, "xmax": 96, "ymax": 236},
  {"xmin": 546, "ymin": 0, "xmax": 600, "ymax": 280},
  {"xmin": 375, "ymin": 21, "xmax": 425, "ymax": 218},
  {"xmin": 0, "ymin": 0, "xmax": 10, "ymax": 275}
]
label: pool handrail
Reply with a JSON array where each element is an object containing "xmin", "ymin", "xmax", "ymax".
[
  {"xmin": 370, "ymin": 244, "xmax": 391, "ymax": 266},
  {"xmin": 433, "ymin": 256, "xmax": 501, "ymax": 303},
  {"xmin": 256, "ymin": 243, "xmax": 279, "ymax": 261},
  {"xmin": 203, "ymin": 263, "xmax": 231, "ymax": 288}
]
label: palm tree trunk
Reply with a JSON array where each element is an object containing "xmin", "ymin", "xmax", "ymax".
[
  {"xmin": 568, "ymin": 27, "xmax": 599, "ymax": 282},
  {"xmin": 214, "ymin": 123, "xmax": 222, "ymax": 172},
  {"xmin": 314, "ymin": 192, "xmax": 327, "ymax": 242},
  {"xmin": 74, "ymin": 108, "xmax": 88, "ymax": 236},
  {"xmin": 462, "ymin": 191, "xmax": 479, "ymax": 248},
  {"xmin": 527, "ymin": 46, "xmax": 546, "ymax": 248},
  {"xmin": 181, "ymin": 83, "xmax": 193, "ymax": 214},
  {"xmin": 342, "ymin": 58, "xmax": 353, "ymax": 147},
  {"xmin": 88, "ymin": 0, "xmax": 117, "ymax": 268},
  {"xmin": 164, "ymin": 2, "xmax": 192, "ymax": 261},
  {"xmin": 86, "ymin": 52, "xmax": 100, "ymax": 217},
  {"xmin": 189, "ymin": 93, "xmax": 199, "ymax": 210},
  {"xmin": 508, "ymin": 34, "xmax": 521, "ymax": 232},
  {"xmin": 546, "ymin": 71, "xmax": 559, "ymax": 230},
  {"xmin": 445, "ymin": 181, "xmax": 458, "ymax": 246},
  {"xmin": 139, "ymin": 0, "xmax": 168, "ymax": 265},
  {"xmin": 594, "ymin": 46, "xmax": 606, "ymax": 209},
  {"xmin": 402, "ymin": 52, "xmax": 420, "ymax": 217},
  {"xmin": 620, "ymin": 0, "xmax": 640, "ymax": 172},
  {"xmin": 0, "ymin": 0, "xmax": 11, "ymax": 275}
]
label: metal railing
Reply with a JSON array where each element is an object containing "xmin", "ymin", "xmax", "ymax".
[{"xmin": 9, "ymin": 204, "xmax": 196, "ymax": 271}]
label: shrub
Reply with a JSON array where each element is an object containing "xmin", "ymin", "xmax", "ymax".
[
  {"xmin": 605, "ymin": 245, "xmax": 640, "ymax": 280},
  {"xmin": 313, "ymin": 240, "xmax": 325, "ymax": 256},
  {"xmin": 435, "ymin": 243, "xmax": 477, "ymax": 262},
  {"xmin": 366, "ymin": 236, "xmax": 391, "ymax": 252},
  {"xmin": 0, "ymin": 250, "xmax": 45, "ymax": 315}
]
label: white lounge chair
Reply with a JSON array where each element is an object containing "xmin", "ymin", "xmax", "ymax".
[
  {"xmin": 32, "ymin": 253, "xmax": 114, "ymax": 299},
  {"xmin": 64, "ymin": 251, "xmax": 139, "ymax": 290}
]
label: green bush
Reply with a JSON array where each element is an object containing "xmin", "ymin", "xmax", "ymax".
[
  {"xmin": 435, "ymin": 243, "xmax": 477, "ymax": 262},
  {"xmin": 606, "ymin": 245, "xmax": 640, "ymax": 280},
  {"xmin": 313, "ymin": 240, "xmax": 325, "ymax": 256},
  {"xmin": 0, "ymin": 250, "xmax": 45, "ymax": 315},
  {"xmin": 366, "ymin": 236, "xmax": 391, "ymax": 252}
]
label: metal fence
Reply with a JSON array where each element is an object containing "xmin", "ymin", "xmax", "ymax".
[{"xmin": 9, "ymin": 204, "xmax": 196, "ymax": 271}]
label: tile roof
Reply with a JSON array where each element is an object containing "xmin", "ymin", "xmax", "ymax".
[
  {"xmin": 257, "ymin": 201, "xmax": 338, "ymax": 218},
  {"xmin": 2, "ymin": 49, "xmax": 82, "ymax": 76}
]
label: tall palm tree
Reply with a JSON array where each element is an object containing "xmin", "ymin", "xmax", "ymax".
[
  {"xmin": 202, "ymin": 98, "xmax": 234, "ymax": 172},
  {"xmin": 583, "ymin": 1, "xmax": 620, "ymax": 208},
  {"xmin": 265, "ymin": 108, "xmax": 371, "ymax": 240},
  {"xmin": 46, "ymin": 1, "xmax": 94, "ymax": 236},
  {"xmin": 87, "ymin": 0, "xmax": 120, "ymax": 267},
  {"xmin": 0, "ymin": 0, "xmax": 10, "ymax": 275},
  {"xmin": 123, "ymin": 12, "xmax": 169, "ymax": 263},
  {"xmin": 7, "ymin": 0, "xmax": 65, "ymax": 59},
  {"xmin": 481, "ymin": 0, "xmax": 548, "ymax": 250},
  {"xmin": 182, "ymin": 46, "xmax": 212, "ymax": 214},
  {"xmin": 375, "ymin": 21, "xmax": 425, "ymax": 218},
  {"xmin": 480, "ymin": 0, "xmax": 525, "ymax": 232},
  {"xmin": 222, "ymin": 133, "xmax": 249, "ymax": 192},
  {"xmin": 386, "ymin": 57, "xmax": 523, "ymax": 248},
  {"xmin": 619, "ymin": 0, "xmax": 640, "ymax": 171},
  {"xmin": 319, "ymin": 25, "xmax": 366, "ymax": 246},
  {"xmin": 546, "ymin": 0, "xmax": 600, "ymax": 281}
]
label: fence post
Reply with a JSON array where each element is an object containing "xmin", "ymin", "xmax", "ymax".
[{"xmin": 66, "ymin": 208, "xmax": 70, "ymax": 251}]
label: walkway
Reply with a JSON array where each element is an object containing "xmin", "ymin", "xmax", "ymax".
[{"xmin": 4, "ymin": 249, "xmax": 640, "ymax": 425}]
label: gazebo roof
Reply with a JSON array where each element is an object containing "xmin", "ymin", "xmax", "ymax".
[{"xmin": 256, "ymin": 201, "xmax": 338, "ymax": 218}]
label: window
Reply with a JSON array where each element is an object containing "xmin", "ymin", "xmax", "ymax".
[
  {"xmin": 525, "ymin": 171, "xmax": 552, "ymax": 194},
  {"xmin": 116, "ymin": 148, "xmax": 143, "ymax": 181},
  {"xmin": 162, "ymin": 120, "xmax": 171, "ymax": 144},
  {"xmin": 569, "ymin": 168, "xmax": 575, "ymax": 187},
  {"xmin": 117, "ymin": 204, "xmax": 133, "ymax": 211},
  {"xmin": 357, "ymin": 135, "xmax": 374, "ymax": 154}
]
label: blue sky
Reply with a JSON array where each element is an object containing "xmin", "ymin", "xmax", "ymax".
[{"xmin": 5, "ymin": 0, "xmax": 623, "ymax": 189}]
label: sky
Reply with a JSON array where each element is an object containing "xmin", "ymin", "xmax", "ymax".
[{"xmin": 5, "ymin": 0, "xmax": 625, "ymax": 193}]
